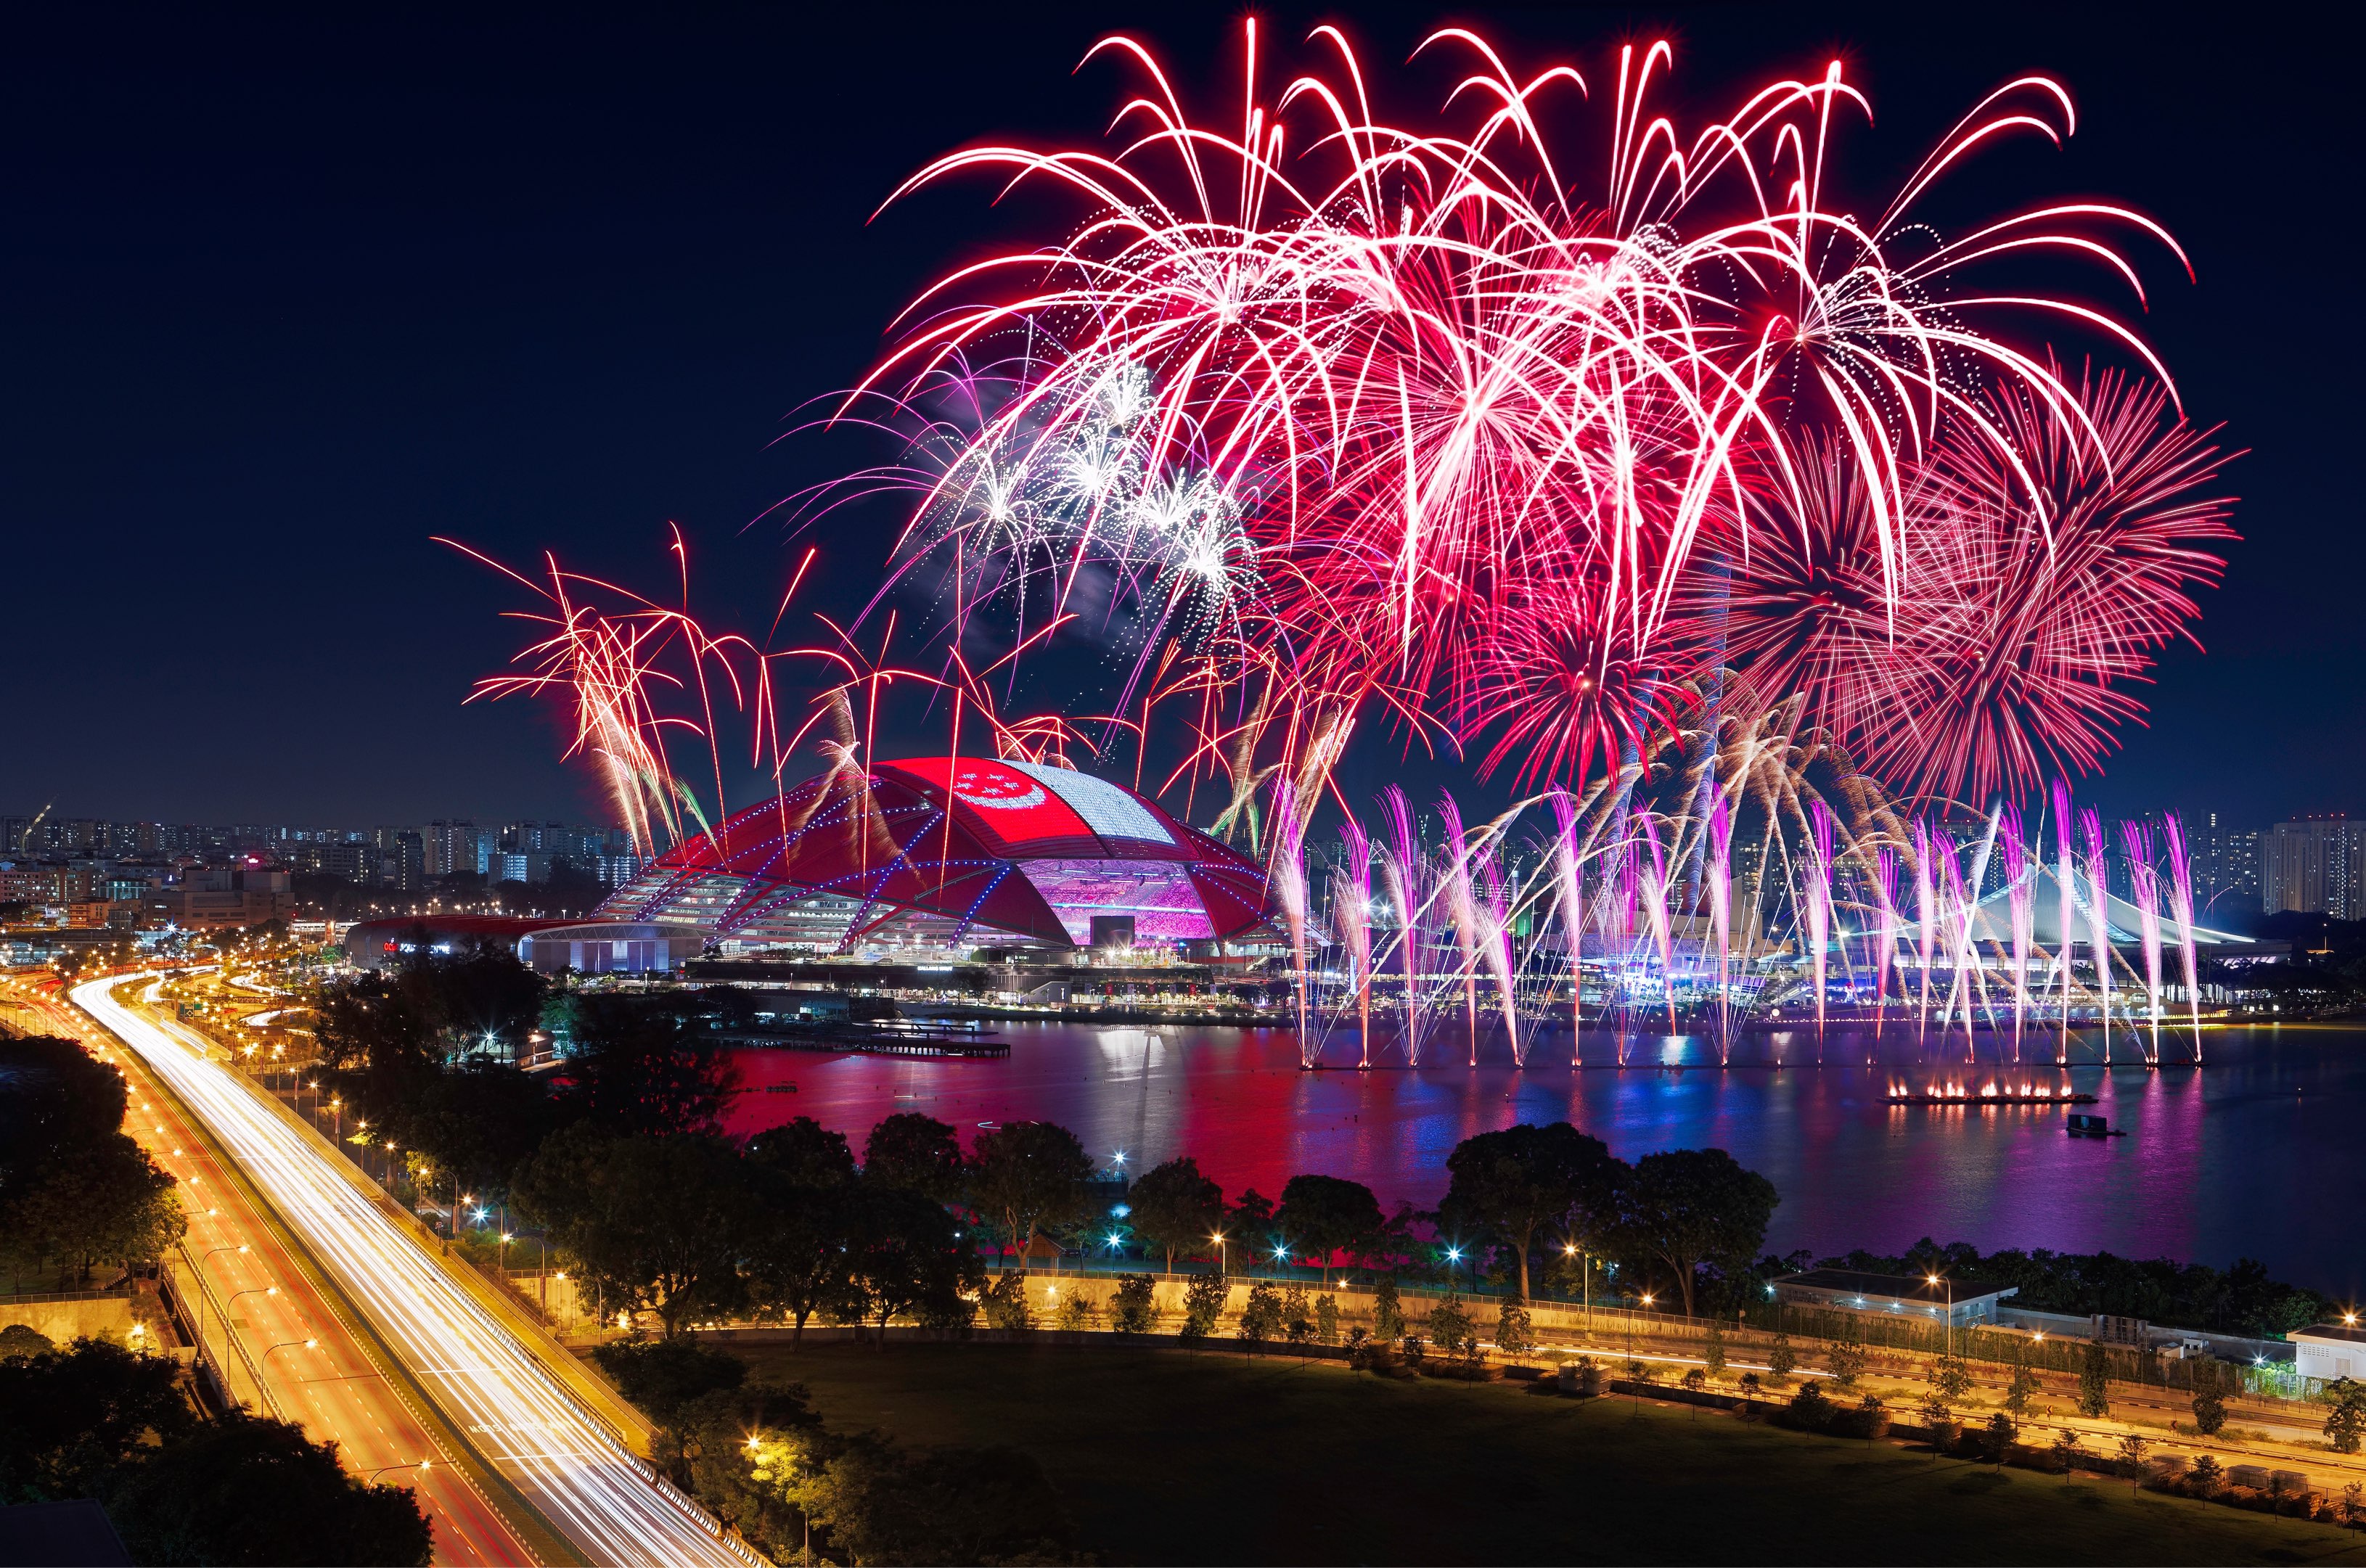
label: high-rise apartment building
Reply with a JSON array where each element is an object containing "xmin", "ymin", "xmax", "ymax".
[
  {"xmin": 2262, "ymin": 815, "xmax": 2363, "ymax": 919},
  {"xmin": 2193, "ymin": 813, "xmax": 2260, "ymax": 918}
]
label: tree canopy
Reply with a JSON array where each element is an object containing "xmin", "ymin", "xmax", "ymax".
[{"xmin": 1440, "ymin": 1122, "xmax": 1617, "ymax": 1297}]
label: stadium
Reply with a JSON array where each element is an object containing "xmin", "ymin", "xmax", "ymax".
[{"xmin": 515, "ymin": 758, "xmax": 1278, "ymax": 974}]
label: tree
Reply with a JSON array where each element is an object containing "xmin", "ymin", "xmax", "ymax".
[
  {"xmin": 1110, "ymin": 1274, "xmax": 1157, "ymax": 1333},
  {"xmin": 105, "ymin": 1414, "xmax": 432, "ymax": 1567},
  {"xmin": 2190, "ymin": 1357, "xmax": 2228, "ymax": 1434},
  {"xmin": 1928, "ymin": 1353, "xmax": 1973, "ymax": 1405},
  {"xmin": 843, "ymin": 1185, "xmax": 983, "ymax": 1338},
  {"xmin": 591, "ymin": 1337, "xmax": 750, "ymax": 1477},
  {"xmin": 0, "ymin": 1337, "xmax": 191, "ymax": 1502},
  {"xmin": 967, "ymin": 1121, "xmax": 1094, "ymax": 1266},
  {"xmin": 1180, "ymin": 1273, "xmax": 1227, "ymax": 1340},
  {"xmin": 1425, "ymin": 1294, "xmax": 1475, "ymax": 1358},
  {"xmin": 1314, "ymin": 1294, "xmax": 1340, "ymax": 1346},
  {"xmin": 1787, "ymin": 1381, "xmax": 1835, "ymax": 1430},
  {"xmin": 1372, "ymin": 1273, "xmax": 1405, "ymax": 1342},
  {"xmin": 1126, "ymin": 1157, "xmax": 1224, "ymax": 1275},
  {"xmin": 512, "ymin": 1125, "xmax": 753, "ymax": 1336},
  {"xmin": 0, "ymin": 1036, "xmax": 185, "ymax": 1291},
  {"xmin": 861, "ymin": 1114, "xmax": 965, "ymax": 1199},
  {"xmin": 1494, "ymin": 1295, "xmax": 1535, "ymax": 1358},
  {"xmin": 1825, "ymin": 1318, "xmax": 1867, "ymax": 1387},
  {"xmin": 1703, "ymin": 1319, "xmax": 1727, "ymax": 1379},
  {"xmin": 2003, "ymin": 1343, "xmax": 2040, "ymax": 1413},
  {"xmin": 561, "ymin": 994, "xmax": 737, "ymax": 1136},
  {"xmin": 1982, "ymin": 1412, "xmax": 2018, "ymax": 1469},
  {"xmin": 1274, "ymin": 1173, "xmax": 1384, "ymax": 1285},
  {"xmin": 1611, "ymin": 1148, "xmax": 1778, "ymax": 1318},
  {"xmin": 2189, "ymin": 1453, "xmax": 2223, "ymax": 1495},
  {"xmin": 982, "ymin": 1271, "xmax": 1031, "ymax": 1330},
  {"xmin": 2050, "ymin": 1426, "xmax": 2083, "ymax": 1473},
  {"xmin": 1238, "ymin": 1281, "xmax": 1285, "ymax": 1350},
  {"xmin": 2078, "ymin": 1337, "xmax": 2112, "ymax": 1418},
  {"xmin": 745, "ymin": 1116, "xmax": 856, "ymax": 1189},
  {"xmin": 2325, "ymin": 1376, "xmax": 2366, "ymax": 1455},
  {"xmin": 1767, "ymin": 1331, "xmax": 1796, "ymax": 1384},
  {"xmin": 2118, "ymin": 1432, "xmax": 2149, "ymax": 1490},
  {"xmin": 1439, "ymin": 1122, "xmax": 1616, "ymax": 1299},
  {"xmin": 742, "ymin": 1175, "xmax": 856, "ymax": 1344}
]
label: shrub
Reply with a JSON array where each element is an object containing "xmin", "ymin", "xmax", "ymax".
[
  {"xmin": 1055, "ymin": 1291, "xmax": 1093, "ymax": 1331},
  {"xmin": 1494, "ymin": 1295, "xmax": 1536, "ymax": 1358},
  {"xmin": 1238, "ymin": 1281, "xmax": 1285, "ymax": 1348},
  {"xmin": 1831, "ymin": 1393, "xmax": 1891, "ymax": 1442},
  {"xmin": 1767, "ymin": 1332, "xmax": 1796, "ymax": 1384},
  {"xmin": 1344, "ymin": 1327, "xmax": 1374, "ymax": 1373},
  {"xmin": 1372, "ymin": 1274, "xmax": 1404, "ymax": 1342},
  {"xmin": 1179, "ymin": 1273, "xmax": 1227, "ymax": 1340},
  {"xmin": 1825, "ymin": 1319, "xmax": 1867, "ymax": 1387},
  {"xmin": 1314, "ymin": 1293, "xmax": 1340, "ymax": 1346},
  {"xmin": 1681, "ymin": 1367, "xmax": 1707, "ymax": 1395},
  {"xmin": 2077, "ymin": 1338, "xmax": 2111, "ymax": 1418},
  {"xmin": 983, "ymin": 1271, "xmax": 1031, "ymax": 1331},
  {"xmin": 1981, "ymin": 1412, "xmax": 2018, "ymax": 1468},
  {"xmin": 2324, "ymin": 1376, "xmax": 2366, "ymax": 1456},
  {"xmin": 1109, "ymin": 1273, "xmax": 1156, "ymax": 1334},
  {"xmin": 1784, "ymin": 1381, "xmax": 1835, "ymax": 1432}
]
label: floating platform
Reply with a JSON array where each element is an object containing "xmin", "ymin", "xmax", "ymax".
[
  {"xmin": 1885, "ymin": 1090, "xmax": 2097, "ymax": 1107},
  {"xmin": 708, "ymin": 1022, "xmax": 1010, "ymax": 1059}
]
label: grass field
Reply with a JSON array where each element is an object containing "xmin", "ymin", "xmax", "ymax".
[{"xmin": 731, "ymin": 1342, "xmax": 2366, "ymax": 1567}]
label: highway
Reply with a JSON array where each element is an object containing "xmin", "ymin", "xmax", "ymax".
[{"xmin": 73, "ymin": 972, "xmax": 757, "ymax": 1568}]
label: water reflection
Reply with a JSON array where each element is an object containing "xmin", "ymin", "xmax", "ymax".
[{"xmin": 721, "ymin": 1024, "xmax": 2363, "ymax": 1294}]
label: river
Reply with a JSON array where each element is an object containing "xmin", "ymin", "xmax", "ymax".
[{"xmin": 720, "ymin": 1022, "xmax": 2364, "ymax": 1296}]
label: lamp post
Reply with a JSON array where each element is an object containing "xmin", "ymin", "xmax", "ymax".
[
  {"xmin": 1928, "ymin": 1273, "xmax": 1954, "ymax": 1360},
  {"xmin": 367, "ymin": 1459, "xmax": 434, "ymax": 1483},
  {"xmin": 192, "ymin": 1244, "xmax": 251, "ymax": 1352},
  {"xmin": 263, "ymin": 1337, "xmax": 316, "ymax": 1368},
  {"xmin": 1211, "ymin": 1231, "xmax": 1227, "ymax": 1278}
]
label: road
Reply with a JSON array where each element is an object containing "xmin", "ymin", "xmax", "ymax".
[{"xmin": 73, "ymin": 972, "xmax": 757, "ymax": 1568}]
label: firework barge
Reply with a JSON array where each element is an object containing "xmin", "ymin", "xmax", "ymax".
[{"xmin": 1885, "ymin": 1079, "xmax": 2097, "ymax": 1107}]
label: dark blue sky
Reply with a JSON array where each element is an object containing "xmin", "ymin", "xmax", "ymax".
[{"xmin": 3, "ymin": 4, "xmax": 2354, "ymax": 831}]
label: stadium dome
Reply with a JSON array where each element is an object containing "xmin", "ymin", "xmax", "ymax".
[{"xmin": 518, "ymin": 758, "xmax": 1276, "ymax": 971}]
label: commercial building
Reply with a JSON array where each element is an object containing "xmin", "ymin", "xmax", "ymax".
[
  {"xmin": 516, "ymin": 757, "xmax": 1277, "ymax": 974},
  {"xmin": 342, "ymin": 914, "xmax": 566, "ymax": 971}
]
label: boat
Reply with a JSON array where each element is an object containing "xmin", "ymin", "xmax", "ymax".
[
  {"xmin": 2066, "ymin": 1112, "xmax": 2126, "ymax": 1138},
  {"xmin": 763, "ymin": 1083, "xmax": 798, "ymax": 1093}
]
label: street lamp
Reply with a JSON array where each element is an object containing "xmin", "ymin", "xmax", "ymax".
[
  {"xmin": 367, "ymin": 1459, "xmax": 433, "ymax": 1482},
  {"xmin": 263, "ymin": 1337, "xmax": 316, "ymax": 1367},
  {"xmin": 1928, "ymin": 1273, "xmax": 1954, "ymax": 1360},
  {"xmin": 1211, "ymin": 1231, "xmax": 1227, "ymax": 1277}
]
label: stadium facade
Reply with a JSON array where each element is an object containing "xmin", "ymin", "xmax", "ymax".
[{"xmin": 515, "ymin": 758, "xmax": 1277, "ymax": 974}]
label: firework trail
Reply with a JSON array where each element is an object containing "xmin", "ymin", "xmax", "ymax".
[
  {"xmin": 2054, "ymin": 780, "xmax": 2079, "ymax": 1065},
  {"xmin": 1913, "ymin": 821, "xmax": 1939, "ymax": 1045},
  {"xmin": 857, "ymin": 23, "xmax": 2230, "ymax": 808},
  {"xmin": 1550, "ymin": 789, "xmax": 1589, "ymax": 1063},
  {"xmin": 1378, "ymin": 785, "xmax": 1425, "ymax": 1065},
  {"xmin": 2081, "ymin": 807, "xmax": 2115, "ymax": 1065},
  {"xmin": 1271, "ymin": 778, "xmax": 1314, "ymax": 1065},
  {"xmin": 1800, "ymin": 803, "xmax": 1835, "ymax": 1048},
  {"xmin": 1473, "ymin": 838, "xmax": 1525, "ymax": 1065},
  {"xmin": 1708, "ymin": 795, "xmax": 1735, "ymax": 1064},
  {"xmin": 1437, "ymin": 793, "xmax": 1483, "ymax": 1066},
  {"xmin": 2164, "ymin": 813, "xmax": 2203, "ymax": 1063},
  {"xmin": 1871, "ymin": 845, "xmax": 1902, "ymax": 1044},
  {"xmin": 1334, "ymin": 819, "xmax": 1375, "ymax": 1067},
  {"xmin": 2123, "ymin": 821, "xmax": 2165, "ymax": 1064},
  {"xmin": 1636, "ymin": 812, "xmax": 1679, "ymax": 1038},
  {"xmin": 2002, "ymin": 808, "xmax": 2034, "ymax": 1064}
]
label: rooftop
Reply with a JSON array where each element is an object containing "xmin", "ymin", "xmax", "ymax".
[
  {"xmin": 2291, "ymin": 1321, "xmax": 2366, "ymax": 1345},
  {"xmin": 1774, "ymin": 1269, "xmax": 2018, "ymax": 1306}
]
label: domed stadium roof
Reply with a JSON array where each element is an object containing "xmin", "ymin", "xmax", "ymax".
[{"xmin": 579, "ymin": 757, "xmax": 1276, "ymax": 957}]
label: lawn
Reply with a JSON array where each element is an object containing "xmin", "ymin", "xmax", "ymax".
[{"xmin": 731, "ymin": 1342, "xmax": 2366, "ymax": 1567}]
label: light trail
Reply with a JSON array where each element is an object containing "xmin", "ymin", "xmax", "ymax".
[{"xmin": 74, "ymin": 972, "xmax": 759, "ymax": 1568}]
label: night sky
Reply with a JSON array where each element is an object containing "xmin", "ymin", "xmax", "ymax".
[{"xmin": 3, "ymin": 4, "xmax": 2355, "ymax": 831}]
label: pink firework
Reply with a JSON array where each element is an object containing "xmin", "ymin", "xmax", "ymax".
[{"xmin": 861, "ymin": 22, "xmax": 2223, "ymax": 803}]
